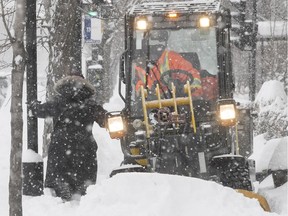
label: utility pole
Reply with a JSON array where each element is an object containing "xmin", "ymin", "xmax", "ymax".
[
  {"xmin": 249, "ymin": 0, "xmax": 258, "ymax": 101},
  {"xmin": 24, "ymin": 0, "xmax": 43, "ymax": 196},
  {"xmin": 229, "ymin": 0, "xmax": 258, "ymax": 101},
  {"xmin": 26, "ymin": 0, "xmax": 38, "ymax": 152},
  {"xmin": 74, "ymin": 1, "xmax": 82, "ymax": 72}
]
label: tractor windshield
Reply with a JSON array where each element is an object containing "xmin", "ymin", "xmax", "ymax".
[{"xmin": 130, "ymin": 27, "xmax": 219, "ymax": 118}]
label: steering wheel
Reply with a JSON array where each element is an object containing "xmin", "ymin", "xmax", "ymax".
[{"xmin": 159, "ymin": 69, "xmax": 194, "ymax": 91}]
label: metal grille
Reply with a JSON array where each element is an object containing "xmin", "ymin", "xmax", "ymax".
[{"xmin": 129, "ymin": 0, "xmax": 221, "ymax": 15}]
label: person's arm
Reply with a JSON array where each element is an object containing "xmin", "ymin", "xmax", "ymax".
[
  {"xmin": 94, "ymin": 105, "xmax": 107, "ymax": 128},
  {"xmin": 30, "ymin": 100, "xmax": 59, "ymax": 118}
]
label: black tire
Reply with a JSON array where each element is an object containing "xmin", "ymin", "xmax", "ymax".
[
  {"xmin": 272, "ymin": 169, "xmax": 288, "ymax": 188},
  {"xmin": 211, "ymin": 156, "xmax": 253, "ymax": 191}
]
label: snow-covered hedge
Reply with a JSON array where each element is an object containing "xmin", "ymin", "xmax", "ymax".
[{"xmin": 254, "ymin": 80, "xmax": 288, "ymax": 139}]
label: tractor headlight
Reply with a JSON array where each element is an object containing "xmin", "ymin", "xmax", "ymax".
[
  {"xmin": 199, "ymin": 16, "xmax": 210, "ymax": 28},
  {"xmin": 220, "ymin": 104, "xmax": 236, "ymax": 120},
  {"xmin": 106, "ymin": 112, "xmax": 126, "ymax": 139},
  {"xmin": 135, "ymin": 17, "xmax": 148, "ymax": 30},
  {"xmin": 217, "ymin": 99, "xmax": 237, "ymax": 126}
]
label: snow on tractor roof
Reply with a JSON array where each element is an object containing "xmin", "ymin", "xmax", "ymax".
[{"xmin": 129, "ymin": 0, "xmax": 221, "ymax": 15}]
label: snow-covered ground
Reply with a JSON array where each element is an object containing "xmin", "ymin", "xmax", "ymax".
[
  {"xmin": 0, "ymin": 78, "xmax": 287, "ymax": 216},
  {"xmin": 22, "ymin": 173, "xmax": 279, "ymax": 216}
]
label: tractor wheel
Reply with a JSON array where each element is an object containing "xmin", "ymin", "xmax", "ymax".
[
  {"xmin": 211, "ymin": 156, "xmax": 253, "ymax": 191},
  {"xmin": 272, "ymin": 169, "xmax": 288, "ymax": 188}
]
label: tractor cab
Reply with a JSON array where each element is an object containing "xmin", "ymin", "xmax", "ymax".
[
  {"xmin": 122, "ymin": 1, "xmax": 233, "ymax": 120},
  {"xmin": 130, "ymin": 23, "xmax": 220, "ymax": 118}
]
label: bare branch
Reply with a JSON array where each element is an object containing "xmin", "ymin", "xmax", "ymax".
[
  {"xmin": 0, "ymin": 41, "xmax": 11, "ymax": 54},
  {"xmin": 0, "ymin": 60, "xmax": 12, "ymax": 70},
  {"xmin": 0, "ymin": 0, "xmax": 14, "ymax": 43}
]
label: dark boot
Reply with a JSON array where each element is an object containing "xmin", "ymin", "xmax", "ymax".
[{"xmin": 55, "ymin": 182, "xmax": 72, "ymax": 201}]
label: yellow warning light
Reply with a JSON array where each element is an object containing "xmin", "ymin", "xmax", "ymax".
[
  {"xmin": 199, "ymin": 16, "xmax": 210, "ymax": 28},
  {"xmin": 167, "ymin": 12, "xmax": 178, "ymax": 18}
]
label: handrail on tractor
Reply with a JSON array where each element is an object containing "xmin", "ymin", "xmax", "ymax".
[{"xmin": 140, "ymin": 81, "xmax": 196, "ymax": 138}]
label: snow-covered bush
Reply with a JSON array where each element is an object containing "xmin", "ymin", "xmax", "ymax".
[{"xmin": 254, "ymin": 80, "xmax": 288, "ymax": 139}]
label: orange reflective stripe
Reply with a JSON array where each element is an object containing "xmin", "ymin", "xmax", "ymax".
[
  {"xmin": 135, "ymin": 66, "xmax": 147, "ymax": 92},
  {"xmin": 135, "ymin": 66, "xmax": 146, "ymax": 83},
  {"xmin": 159, "ymin": 51, "xmax": 170, "ymax": 73}
]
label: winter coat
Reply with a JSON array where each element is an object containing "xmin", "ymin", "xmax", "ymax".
[
  {"xmin": 31, "ymin": 75, "xmax": 106, "ymax": 199},
  {"xmin": 147, "ymin": 50, "xmax": 203, "ymax": 97}
]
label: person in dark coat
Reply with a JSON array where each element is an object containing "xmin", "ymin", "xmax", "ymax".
[{"xmin": 30, "ymin": 75, "xmax": 107, "ymax": 201}]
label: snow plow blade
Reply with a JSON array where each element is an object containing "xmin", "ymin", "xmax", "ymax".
[{"xmin": 236, "ymin": 189, "xmax": 271, "ymax": 212}]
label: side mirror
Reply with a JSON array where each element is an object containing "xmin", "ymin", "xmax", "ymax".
[
  {"xmin": 106, "ymin": 112, "xmax": 126, "ymax": 139},
  {"xmin": 119, "ymin": 51, "xmax": 127, "ymax": 102},
  {"xmin": 119, "ymin": 51, "xmax": 126, "ymax": 84}
]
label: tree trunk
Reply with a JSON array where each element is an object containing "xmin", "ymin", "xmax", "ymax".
[
  {"xmin": 42, "ymin": 0, "xmax": 81, "ymax": 156},
  {"xmin": 51, "ymin": 0, "xmax": 82, "ymax": 81},
  {"xmin": 9, "ymin": 56, "xmax": 25, "ymax": 216},
  {"xmin": 8, "ymin": 0, "xmax": 26, "ymax": 215}
]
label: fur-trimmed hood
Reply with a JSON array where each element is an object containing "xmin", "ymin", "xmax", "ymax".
[{"xmin": 54, "ymin": 76, "xmax": 96, "ymax": 101}]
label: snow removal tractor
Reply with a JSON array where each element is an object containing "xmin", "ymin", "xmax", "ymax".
[{"xmin": 105, "ymin": 0, "xmax": 270, "ymax": 211}]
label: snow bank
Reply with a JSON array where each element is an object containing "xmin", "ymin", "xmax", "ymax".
[
  {"xmin": 251, "ymin": 135, "xmax": 287, "ymax": 172},
  {"xmin": 262, "ymin": 183, "xmax": 288, "ymax": 216},
  {"xmin": 23, "ymin": 173, "xmax": 277, "ymax": 216},
  {"xmin": 255, "ymin": 80, "xmax": 287, "ymax": 109},
  {"xmin": 259, "ymin": 176, "xmax": 288, "ymax": 216},
  {"xmin": 22, "ymin": 149, "xmax": 43, "ymax": 163},
  {"xmin": 80, "ymin": 173, "xmax": 271, "ymax": 216},
  {"xmin": 268, "ymin": 137, "xmax": 288, "ymax": 171}
]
